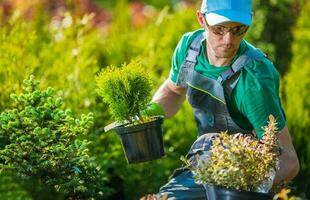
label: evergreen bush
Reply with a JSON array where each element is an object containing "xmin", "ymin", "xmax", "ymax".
[
  {"xmin": 0, "ymin": 76, "xmax": 109, "ymax": 199},
  {"xmin": 96, "ymin": 60, "xmax": 152, "ymax": 124}
]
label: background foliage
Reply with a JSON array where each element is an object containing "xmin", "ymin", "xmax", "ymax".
[
  {"xmin": 0, "ymin": 0, "xmax": 308, "ymax": 199},
  {"xmin": 284, "ymin": 0, "xmax": 310, "ymax": 196}
]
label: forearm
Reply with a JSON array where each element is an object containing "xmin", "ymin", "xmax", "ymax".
[
  {"xmin": 273, "ymin": 126, "xmax": 300, "ymax": 186},
  {"xmin": 273, "ymin": 148, "xmax": 300, "ymax": 185},
  {"xmin": 151, "ymin": 79, "xmax": 186, "ymax": 118}
]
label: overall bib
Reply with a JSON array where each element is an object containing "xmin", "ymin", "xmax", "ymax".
[{"xmin": 158, "ymin": 32, "xmax": 266, "ymax": 200}]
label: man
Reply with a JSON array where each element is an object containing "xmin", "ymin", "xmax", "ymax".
[{"xmin": 144, "ymin": 0, "xmax": 300, "ymax": 199}]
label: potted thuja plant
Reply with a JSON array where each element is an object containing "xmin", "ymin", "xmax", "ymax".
[
  {"xmin": 183, "ymin": 115, "xmax": 280, "ymax": 200},
  {"xmin": 96, "ymin": 60, "xmax": 164, "ymax": 163}
]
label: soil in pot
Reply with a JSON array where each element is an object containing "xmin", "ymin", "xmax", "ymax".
[{"xmin": 114, "ymin": 116, "xmax": 164, "ymax": 164}]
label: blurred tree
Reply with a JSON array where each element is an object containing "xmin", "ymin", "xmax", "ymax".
[
  {"xmin": 283, "ymin": 0, "xmax": 310, "ymax": 198},
  {"xmin": 245, "ymin": 0, "xmax": 302, "ymax": 75}
]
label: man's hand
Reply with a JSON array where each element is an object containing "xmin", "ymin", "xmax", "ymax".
[{"xmin": 141, "ymin": 102, "xmax": 166, "ymax": 117}]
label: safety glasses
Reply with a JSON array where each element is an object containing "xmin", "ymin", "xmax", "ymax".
[{"xmin": 207, "ymin": 24, "xmax": 249, "ymax": 37}]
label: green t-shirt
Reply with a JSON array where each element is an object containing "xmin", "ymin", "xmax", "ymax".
[{"xmin": 169, "ymin": 29, "xmax": 286, "ymax": 139}]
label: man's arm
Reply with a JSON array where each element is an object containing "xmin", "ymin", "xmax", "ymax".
[
  {"xmin": 273, "ymin": 126, "xmax": 300, "ymax": 186},
  {"xmin": 151, "ymin": 79, "xmax": 187, "ymax": 118}
]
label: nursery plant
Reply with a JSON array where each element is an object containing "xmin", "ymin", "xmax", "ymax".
[
  {"xmin": 96, "ymin": 59, "xmax": 153, "ymax": 124},
  {"xmin": 0, "ymin": 76, "xmax": 109, "ymax": 199},
  {"xmin": 96, "ymin": 60, "xmax": 165, "ymax": 163},
  {"xmin": 183, "ymin": 115, "xmax": 280, "ymax": 198}
]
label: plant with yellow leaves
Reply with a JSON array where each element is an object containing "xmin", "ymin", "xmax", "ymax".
[
  {"xmin": 273, "ymin": 188, "xmax": 301, "ymax": 200},
  {"xmin": 139, "ymin": 193, "xmax": 168, "ymax": 200},
  {"xmin": 185, "ymin": 115, "xmax": 280, "ymax": 192}
]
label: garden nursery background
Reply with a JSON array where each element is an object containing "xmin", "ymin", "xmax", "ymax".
[{"xmin": 0, "ymin": 0, "xmax": 309, "ymax": 199}]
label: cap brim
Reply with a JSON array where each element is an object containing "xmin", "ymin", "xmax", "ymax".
[{"xmin": 206, "ymin": 10, "xmax": 252, "ymax": 26}]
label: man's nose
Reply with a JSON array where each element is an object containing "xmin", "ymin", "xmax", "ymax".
[{"xmin": 222, "ymin": 32, "xmax": 234, "ymax": 44}]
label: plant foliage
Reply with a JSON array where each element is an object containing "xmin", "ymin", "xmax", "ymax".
[
  {"xmin": 0, "ymin": 76, "xmax": 109, "ymax": 199},
  {"xmin": 184, "ymin": 115, "xmax": 280, "ymax": 192},
  {"xmin": 96, "ymin": 60, "xmax": 152, "ymax": 123}
]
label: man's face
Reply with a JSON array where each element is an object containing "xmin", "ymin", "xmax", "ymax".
[{"xmin": 206, "ymin": 22, "xmax": 248, "ymax": 59}]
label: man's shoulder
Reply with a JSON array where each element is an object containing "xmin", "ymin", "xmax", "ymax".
[
  {"xmin": 241, "ymin": 41, "xmax": 277, "ymax": 76},
  {"xmin": 178, "ymin": 29, "xmax": 205, "ymax": 50},
  {"xmin": 181, "ymin": 29, "xmax": 205, "ymax": 39},
  {"xmin": 170, "ymin": 29, "xmax": 205, "ymax": 85},
  {"xmin": 237, "ymin": 41, "xmax": 280, "ymax": 91}
]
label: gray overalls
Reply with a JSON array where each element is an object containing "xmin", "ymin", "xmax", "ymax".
[{"xmin": 158, "ymin": 32, "xmax": 266, "ymax": 200}]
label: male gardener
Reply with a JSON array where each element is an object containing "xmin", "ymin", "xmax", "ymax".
[{"xmin": 144, "ymin": 0, "xmax": 300, "ymax": 199}]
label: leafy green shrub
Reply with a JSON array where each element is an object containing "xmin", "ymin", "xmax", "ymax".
[
  {"xmin": 0, "ymin": 12, "xmax": 105, "ymax": 117},
  {"xmin": 0, "ymin": 76, "xmax": 109, "ymax": 199},
  {"xmin": 96, "ymin": 60, "xmax": 152, "ymax": 123},
  {"xmin": 0, "ymin": 13, "xmax": 115, "ymax": 197},
  {"xmin": 184, "ymin": 116, "xmax": 279, "ymax": 192}
]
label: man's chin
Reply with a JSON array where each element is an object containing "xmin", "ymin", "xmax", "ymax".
[
  {"xmin": 216, "ymin": 52, "xmax": 235, "ymax": 58},
  {"xmin": 215, "ymin": 47, "xmax": 237, "ymax": 57}
]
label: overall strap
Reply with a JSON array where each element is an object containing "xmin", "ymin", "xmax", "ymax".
[
  {"xmin": 176, "ymin": 32, "xmax": 205, "ymax": 87},
  {"xmin": 217, "ymin": 48, "xmax": 267, "ymax": 84}
]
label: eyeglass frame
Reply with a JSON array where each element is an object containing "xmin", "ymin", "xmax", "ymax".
[{"xmin": 203, "ymin": 16, "xmax": 249, "ymax": 37}]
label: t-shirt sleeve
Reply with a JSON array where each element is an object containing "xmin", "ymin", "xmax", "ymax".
[
  {"xmin": 169, "ymin": 34, "xmax": 190, "ymax": 84},
  {"xmin": 240, "ymin": 61, "xmax": 286, "ymax": 139}
]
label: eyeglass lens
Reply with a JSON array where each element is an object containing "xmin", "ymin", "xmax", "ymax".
[{"xmin": 210, "ymin": 25, "xmax": 248, "ymax": 36}]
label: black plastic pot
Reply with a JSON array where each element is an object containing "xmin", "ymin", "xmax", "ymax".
[
  {"xmin": 204, "ymin": 184, "xmax": 273, "ymax": 200},
  {"xmin": 114, "ymin": 116, "xmax": 164, "ymax": 164}
]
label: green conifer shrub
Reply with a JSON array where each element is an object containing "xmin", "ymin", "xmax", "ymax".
[
  {"xmin": 96, "ymin": 60, "xmax": 152, "ymax": 124},
  {"xmin": 0, "ymin": 76, "xmax": 109, "ymax": 199}
]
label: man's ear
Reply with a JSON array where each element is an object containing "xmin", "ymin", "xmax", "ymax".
[{"xmin": 196, "ymin": 11, "xmax": 207, "ymax": 27}]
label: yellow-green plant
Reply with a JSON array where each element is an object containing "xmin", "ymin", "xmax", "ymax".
[
  {"xmin": 184, "ymin": 115, "xmax": 280, "ymax": 192},
  {"xmin": 96, "ymin": 60, "xmax": 152, "ymax": 124},
  {"xmin": 273, "ymin": 188, "xmax": 301, "ymax": 200}
]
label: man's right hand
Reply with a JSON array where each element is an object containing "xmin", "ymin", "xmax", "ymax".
[{"xmin": 141, "ymin": 102, "xmax": 166, "ymax": 117}]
